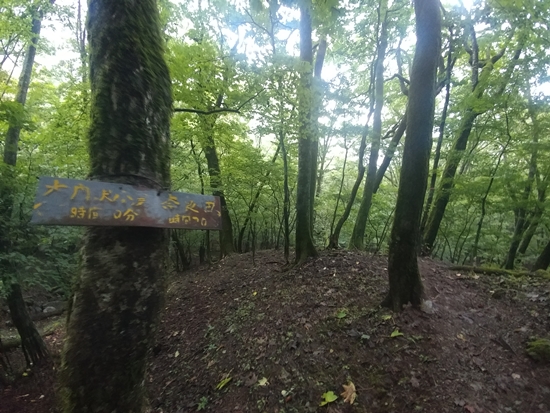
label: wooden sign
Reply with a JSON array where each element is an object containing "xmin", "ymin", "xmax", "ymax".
[{"xmin": 31, "ymin": 177, "xmax": 222, "ymax": 230}]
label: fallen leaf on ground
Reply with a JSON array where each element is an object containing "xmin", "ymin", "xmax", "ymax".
[
  {"xmin": 320, "ymin": 390, "xmax": 338, "ymax": 406},
  {"xmin": 341, "ymin": 381, "xmax": 357, "ymax": 404},
  {"xmin": 258, "ymin": 377, "xmax": 269, "ymax": 386},
  {"xmin": 216, "ymin": 376, "xmax": 232, "ymax": 390}
]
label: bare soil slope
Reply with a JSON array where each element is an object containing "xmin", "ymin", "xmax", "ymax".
[
  {"xmin": 148, "ymin": 250, "xmax": 550, "ymax": 413},
  {"xmin": 2, "ymin": 249, "xmax": 549, "ymax": 413}
]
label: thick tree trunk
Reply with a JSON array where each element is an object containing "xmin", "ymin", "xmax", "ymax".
[
  {"xmin": 58, "ymin": 1, "xmax": 172, "ymax": 411},
  {"xmin": 295, "ymin": 0, "xmax": 318, "ymax": 264},
  {"xmin": 383, "ymin": 0, "xmax": 441, "ymax": 311},
  {"xmin": 349, "ymin": 3, "xmax": 388, "ymax": 249},
  {"xmin": 0, "ymin": 6, "xmax": 49, "ymax": 366}
]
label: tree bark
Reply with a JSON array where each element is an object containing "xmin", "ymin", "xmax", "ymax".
[
  {"xmin": 327, "ymin": 122, "xmax": 367, "ymax": 249},
  {"xmin": 534, "ymin": 239, "xmax": 550, "ymax": 271},
  {"xmin": 0, "ymin": 5, "xmax": 49, "ymax": 367},
  {"xmin": 200, "ymin": 117, "xmax": 235, "ymax": 257},
  {"xmin": 383, "ymin": 0, "xmax": 441, "ymax": 311},
  {"xmin": 328, "ymin": 136, "xmax": 349, "ymax": 246},
  {"xmin": 420, "ymin": 28, "xmax": 455, "ymax": 236},
  {"xmin": 308, "ymin": 37, "xmax": 327, "ymax": 231},
  {"xmin": 280, "ymin": 131, "xmax": 291, "ymax": 264},
  {"xmin": 295, "ymin": 0, "xmax": 318, "ymax": 264},
  {"xmin": 58, "ymin": 1, "xmax": 172, "ymax": 411},
  {"xmin": 373, "ymin": 115, "xmax": 406, "ymax": 194},
  {"xmin": 349, "ymin": 1, "xmax": 388, "ymax": 249}
]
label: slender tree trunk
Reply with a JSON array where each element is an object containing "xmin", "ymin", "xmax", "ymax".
[
  {"xmin": 295, "ymin": 0, "xmax": 318, "ymax": 264},
  {"xmin": 504, "ymin": 107, "xmax": 537, "ymax": 269},
  {"xmin": 316, "ymin": 124, "xmax": 333, "ymax": 198},
  {"xmin": 238, "ymin": 144, "xmax": 281, "ymax": 252},
  {"xmin": 200, "ymin": 118, "xmax": 235, "ymax": 257},
  {"xmin": 59, "ymin": 1, "xmax": 172, "ymax": 411},
  {"xmin": 383, "ymin": 0, "xmax": 441, "ymax": 312},
  {"xmin": 327, "ymin": 123, "xmax": 368, "ymax": 248},
  {"xmin": 471, "ymin": 132, "xmax": 511, "ymax": 262},
  {"xmin": 373, "ymin": 115, "xmax": 406, "ymax": 193},
  {"xmin": 308, "ymin": 37, "xmax": 327, "ymax": 231},
  {"xmin": 423, "ymin": 35, "xmax": 522, "ymax": 253},
  {"xmin": 518, "ymin": 101, "xmax": 545, "ymax": 255},
  {"xmin": 420, "ymin": 30, "xmax": 454, "ymax": 236},
  {"xmin": 6, "ymin": 283, "xmax": 49, "ymax": 365},
  {"xmin": 328, "ymin": 136, "xmax": 349, "ymax": 246},
  {"xmin": 534, "ymin": 239, "xmax": 550, "ymax": 271},
  {"xmin": 280, "ymin": 132, "xmax": 290, "ymax": 264},
  {"xmin": 349, "ymin": 0, "xmax": 388, "ymax": 249},
  {"xmin": 0, "ymin": 6, "xmax": 49, "ymax": 366},
  {"xmin": 518, "ymin": 193, "xmax": 545, "ymax": 254}
]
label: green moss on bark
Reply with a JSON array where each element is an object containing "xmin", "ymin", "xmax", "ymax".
[{"xmin": 59, "ymin": 0, "xmax": 172, "ymax": 411}]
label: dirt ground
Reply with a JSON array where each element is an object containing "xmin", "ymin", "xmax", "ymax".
[{"xmin": 2, "ymin": 249, "xmax": 550, "ymax": 413}]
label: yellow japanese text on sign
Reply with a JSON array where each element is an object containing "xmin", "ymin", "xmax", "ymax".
[{"xmin": 31, "ymin": 177, "xmax": 222, "ymax": 230}]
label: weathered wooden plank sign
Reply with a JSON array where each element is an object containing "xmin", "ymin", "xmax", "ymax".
[{"xmin": 31, "ymin": 176, "xmax": 222, "ymax": 230}]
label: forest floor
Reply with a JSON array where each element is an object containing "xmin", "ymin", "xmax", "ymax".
[{"xmin": 1, "ymin": 249, "xmax": 550, "ymax": 413}]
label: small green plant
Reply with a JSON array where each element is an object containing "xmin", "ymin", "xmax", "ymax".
[
  {"xmin": 197, "ymin": 396, "xmax": 208, "ymax": 411},
  {"xmin": 526, "ymin": 338, "xmax": 550, "ymax": 362},
  {"xmin": 336, "ymin": 309, "xmax": 347, "ymax": 319}
]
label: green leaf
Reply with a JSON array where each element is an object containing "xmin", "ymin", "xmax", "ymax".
[
  {"xmin": 381, "ymin": 314, "xmax": 392, "ymax": 321},
  {"xmin": 258, "ymin": 377, "xmax": 269, "ymax": 386},
  {"xmin": 336, "ymin": 310, "xmax": 347, "ymax": 319},
  {"xmin": 216, "ymin": 376, "xmax": 232, "ymax": 390},
  {"xmin": 390, "ymin": 329, "xmax": 404, "ymax": 338},
  {"xmin": 319, "ymin": 390, "xmax": 338, "ymax": 406}
]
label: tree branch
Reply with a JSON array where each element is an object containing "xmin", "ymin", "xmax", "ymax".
[{"xmin": 174, "ymin": 88, "xmax": 265, "ymax": 116}]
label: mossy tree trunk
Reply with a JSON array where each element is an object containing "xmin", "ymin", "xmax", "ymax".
[
  {"xmin": 0, "ymin": 6, "xmax": 49, "ymax": 366},
  {"xmin": 349, "ymin": 0, "xmax": 388, "ymax": 250},
  {"xmin": 58, "ymin": 1, "xmax": 172, "ymax": 411},
  {"xmin": 295, "ymin": 0, "xmax": 318, "ymax": 264},
  {"xmin": 383, "ymin": 0, "xmax": 441, "ymax": 312}
]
